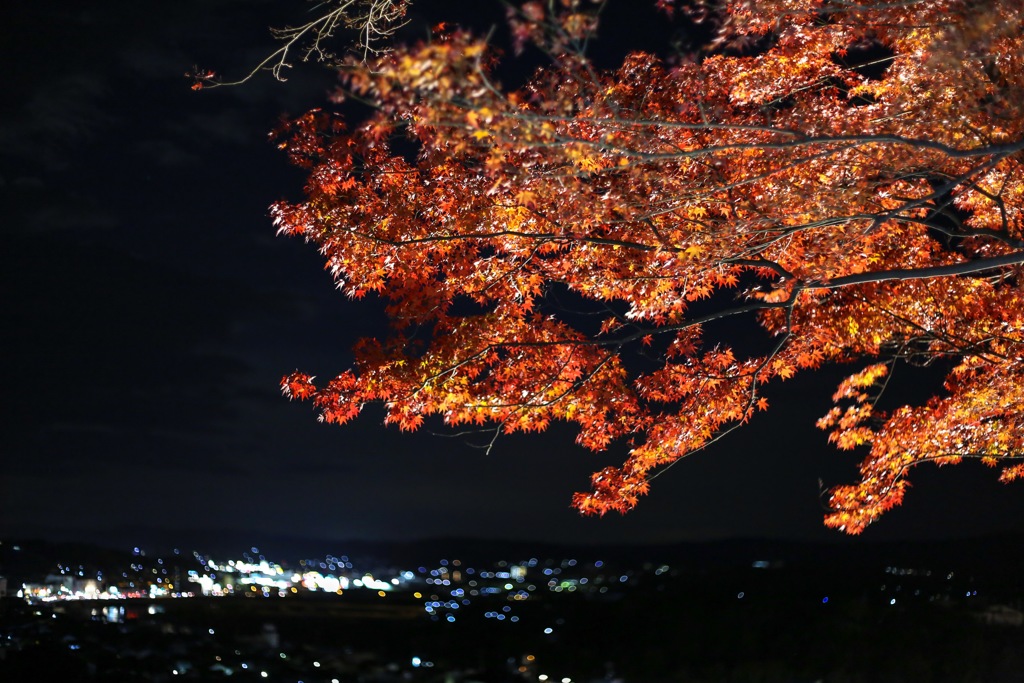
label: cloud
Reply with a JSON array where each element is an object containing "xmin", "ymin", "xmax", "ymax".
[{"xmin": 0, "ymin": 72, "xmax": 115, "ymax": 172}]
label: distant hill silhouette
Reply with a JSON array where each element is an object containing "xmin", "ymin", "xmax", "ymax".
[{"xmin": 4, "ymin": 529, "xmax": 1023, "ymax": 583}]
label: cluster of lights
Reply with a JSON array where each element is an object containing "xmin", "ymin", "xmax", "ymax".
[
  {"xmin": 183, "ymin": 553, "xmax": 405, "ymax": 597},
  {"xmin": 483, "ymin": 609, "xmax": 520, "ymax": 622},
  {"xmin": 20, "ymin": 545, "xmax": 635, "ymax": 620}
]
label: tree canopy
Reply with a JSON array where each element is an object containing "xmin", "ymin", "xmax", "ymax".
[{"xmin": 273, "ymin": 0, "xmax": 1024, "ymax": 533}]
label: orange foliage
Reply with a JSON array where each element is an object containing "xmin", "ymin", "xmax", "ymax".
[{"xmin": 275, "ymin": 0, "xmax": 1024, "ymax": 533}]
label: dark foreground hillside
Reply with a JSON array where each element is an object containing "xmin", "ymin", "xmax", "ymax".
[
  {"xmin": 2, "ymin": 535, "xmax": 1023, "ymax": 681},
  {"xmin": 2, "ymin": 583, "xmax": 1023, "ymax": 682}
]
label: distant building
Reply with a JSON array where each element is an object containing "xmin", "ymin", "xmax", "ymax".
[
  {"xmin": 21, "ymin": 574, "xmax": 102, "ymax": 600},
  {"xmin": 751, "ymin": 560, "xmax": 784, "ymax": 570}
]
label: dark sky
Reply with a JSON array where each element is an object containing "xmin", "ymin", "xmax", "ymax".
[{"xmin": 3, "ymin": 0, "xmax": 1023, "ymax": 549}]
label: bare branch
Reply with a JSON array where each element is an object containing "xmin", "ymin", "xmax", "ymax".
[{"xmin": 192, "ymin": 0, "xmax": 411, "ymax": 89}]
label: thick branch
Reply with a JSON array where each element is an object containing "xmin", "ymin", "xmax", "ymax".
[{"xmin": 812, "ymin": 251, "xmax": 1024, "ymax": 289}]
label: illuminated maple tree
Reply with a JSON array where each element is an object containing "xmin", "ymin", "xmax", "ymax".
[{"xmin": 274, "ymin": 0, "xmax": 1024, "ymax": 533}]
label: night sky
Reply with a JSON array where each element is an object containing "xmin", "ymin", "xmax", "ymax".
[{"xmin": 4, "ymin": 0, "xmax": 1024, "ymax": 549}]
